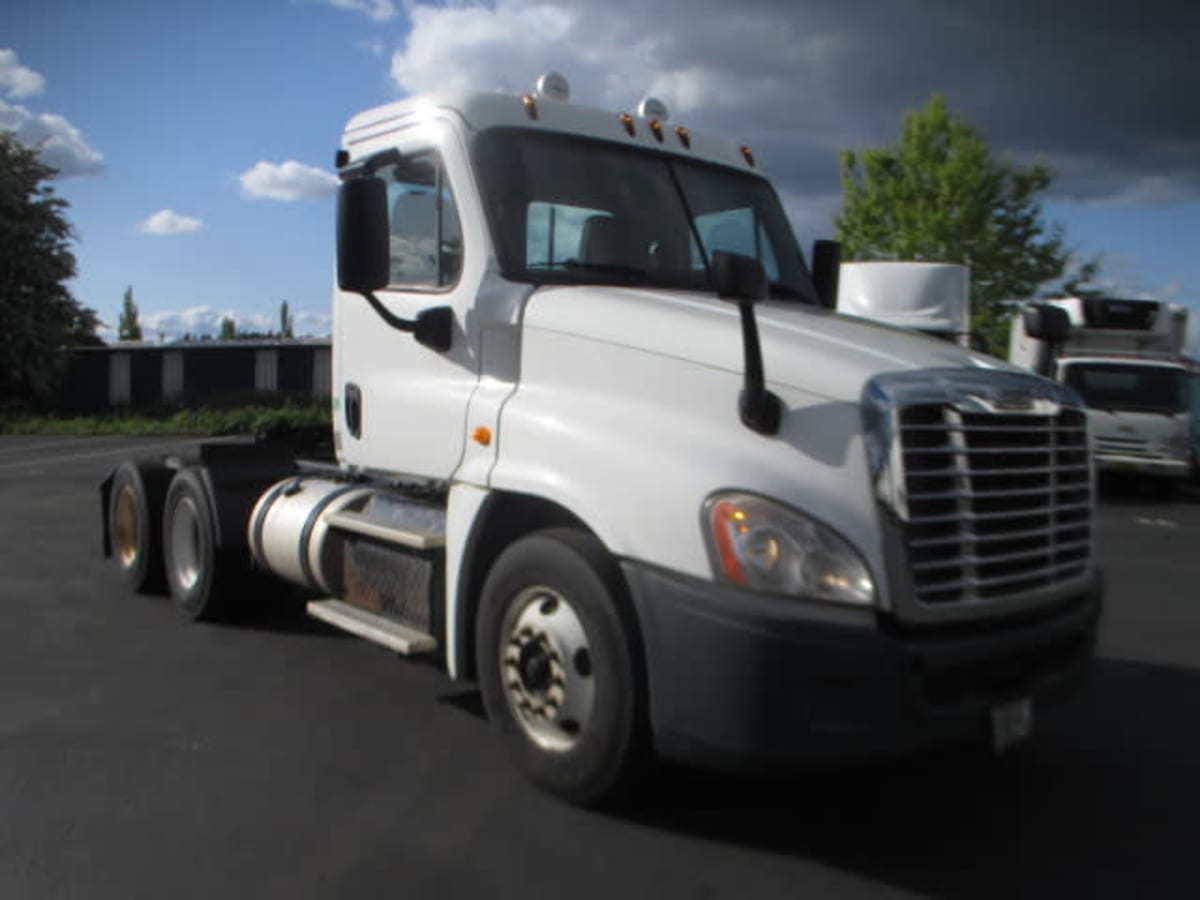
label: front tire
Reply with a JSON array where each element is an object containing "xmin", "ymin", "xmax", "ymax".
[{"xmin": 476, "ymin": 528, "xmax": 646, "ymax": 805}]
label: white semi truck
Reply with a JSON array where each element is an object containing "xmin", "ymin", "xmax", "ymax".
[
  {"xmin": 1010, "ymin": 296, "xmax": 1192, "ymax": 482},
  {"xmin": 837, "ymin": 261, "xmax": 971, "ymax": 347},
  {"xmin": 102, "ymin": 75, "xmax": 1101, "ymax": 804}
]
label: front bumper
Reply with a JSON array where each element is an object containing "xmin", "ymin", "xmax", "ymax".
[
  {"xmin": 1095, "ymin": 453, "xmax": 1189, "ymax": 479},
  {"xmin": 623, "ymin": 562, "xmax": 1102, "ymax": 772}
]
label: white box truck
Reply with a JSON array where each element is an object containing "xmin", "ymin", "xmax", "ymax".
[
  {"xmin": 1010, "ymin": 296, "xmax": 1192, "ymax": 483},
  {"xmin": 102, "ymin": 75, "xmax": 1101, "ymax": 804},
  {"xmin": 837, "ymin": 261, "xmax": 971, "ymax": 347}
]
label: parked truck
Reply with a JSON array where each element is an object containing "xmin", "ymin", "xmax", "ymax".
[
  {"xmin": 1010, "ymin": 296, "xmax": 1192, "ymax": 483},
  {"xmin": 102, "ymin": 75, "xmax": 1101, "ymax": 804},
  {"xmin": 837, "ymin": 261, "xmax": 971, "ymax": 347}
]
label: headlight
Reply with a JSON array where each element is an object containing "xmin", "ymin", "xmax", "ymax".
[{"xmin": 702, "ymin": 492, "xmax": 876, "ymax": 607}]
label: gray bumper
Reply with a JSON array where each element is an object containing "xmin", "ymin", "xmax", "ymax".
[{"xmin": 623, "ymin": 562, "xmax": 1102, "ymax": 772}]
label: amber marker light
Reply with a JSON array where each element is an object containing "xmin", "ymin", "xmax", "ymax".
[
  {"xmin": 648, "ymin": 119, "xmax": 664, "ymax": 142},
  {"xmin": 740, "ymin": 145, "xmax": 757, "ymax": 167},
  {"xmin": 472, "ymin": 426, "xmax": 493, "ymax": 446},
  {"xmin": 709, "ymin": 500, "xmax": 748, "ymax": 585},
  {"xmin": 619, "ymin": 113, "xmax": 636, "ymax": 136},
  {"xmin": 521, "ymin": 94, "xmax": 539, "ymax": 120},
  {"xmin": 674, "ymin": 126, "xmax": 691, "ymax": 149}
]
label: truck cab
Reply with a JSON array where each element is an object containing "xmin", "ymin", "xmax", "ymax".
[{"xmin": 105, "ymin": 76, "xmax": 1102, "ymax": 804}]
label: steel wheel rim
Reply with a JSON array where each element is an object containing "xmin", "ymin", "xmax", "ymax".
[
  {"xmin": 499, "ymin": 585, "xmax": 595, "ymax": 753},
  {"xmin": 113, "ymin": 485, "xmax": 140, "ymax": 569},
  {"xmin": 169, "ymin": 496, "xmax": 203, "ymax": 593}
]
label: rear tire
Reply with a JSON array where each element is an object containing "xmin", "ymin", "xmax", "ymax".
[
  {"xmin": 108, "ymin": 461, "xmax": 170, "ymax": 594},
  {"xmin": 476, "ymin": 528, "xmax": 647, "ymax": 805},
  {"xmin": 162, "ymin": 468, "xmax": 237, "ymax": 621}
]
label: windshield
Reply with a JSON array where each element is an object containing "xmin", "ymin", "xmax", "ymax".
[
  {"xmin": 472, "ymin": 127, "xmax": 818, "ymax": 302},
  {"xmin": 1061, "ymin": 362, "xmax": 1188, "ymax": 414}
]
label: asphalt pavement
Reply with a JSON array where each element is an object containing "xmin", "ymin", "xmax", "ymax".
[{"xmin": 1, "ymin": 435, "xmax": 1198, "ymax": 899}]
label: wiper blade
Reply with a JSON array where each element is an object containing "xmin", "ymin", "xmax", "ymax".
[
  {"xmin": 562, "ymin": 260, "xmax": 654, "ymax": 280},
  {"xmin": 767, "ymin": 281, "xmax": 811, "ymax": 302}
]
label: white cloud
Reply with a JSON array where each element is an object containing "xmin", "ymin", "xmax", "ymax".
[
  {"xmin": 240, "ymin": 160, "xmax": 338, "ymax": 201},
  {"xmin": 139, "ymin": 209, "xmax": 205, "ymax": 235},
  {"xmin": 117, "ymin": 307, "xmax": 332, "ymax": 343},
  {"xmin": 0, "ymin": 99, "xmax": 104, "ymax": 177},
  {"xmin": 0, "ymin": 49, "xmax": 45, "ymax": 98},
  {"xmin": 312, "ymin": 0, "xmax": 398, "ymax": 22}
]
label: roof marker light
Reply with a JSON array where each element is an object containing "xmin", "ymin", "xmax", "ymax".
[
  {"xmin": 740, "ymin": 145, "xmax": 757, "ymax": 167},
  {"xmin": 535, "ymin": 72, "xmax": 570, "ymax": 102},
  {"xmin": 619, "ymin": 113, "xmax": 636, "ymax": 136},
  {"xmin": 636, "ymin": 96, "xmax": 669, "ymax": 122},
  {"xmin": 648, "ymin": 119, "xmax": 664, "ymax": 143},
  {"xmin": 674, "ymin": 126, "xmax": 691, "ymax": 149},
  {"xmin": 521, "ymin": 94, "xmax": 539, "ymax": 120}
]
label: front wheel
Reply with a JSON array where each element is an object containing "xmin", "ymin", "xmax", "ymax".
[{"xmin": 476, "ymin": 528, "xmax": 647, "ymax": 805}]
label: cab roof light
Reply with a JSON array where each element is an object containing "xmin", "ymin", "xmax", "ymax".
[
  {"xmin": 648, "ymin": 119, "xmax": 664, "ymax": 143},
  {"xmin": 535, "ymin": 71, "xmax": 571, "ymax": 102},
  {"xmin": 619, "ymin": 113, "xmax": 636, "ymax": 136},
  {"xmin": 674, "ymin": 126, "xmax": 691, "ymax": 149},
  {"xmin": 521, "ymin": 94, "xmax": 539, "ymax": 120},
  {"xmin": 740, "ymin": 145, "xmax": 757, "ymax": 168},
  {"xmin": 636, "ymin": 96, "xmax": 669, "ymax": 122}
]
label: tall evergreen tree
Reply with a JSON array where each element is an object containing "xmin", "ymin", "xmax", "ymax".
[
  {"xmin": 118, "ymin": 285, "xmax": 142, "ymax": 341},
  {"xmin": 279, "ymin": 300, "xmax": 294, "ymax": 339},
  {"xmin": 0, "ymin": 132, "xmax": 101, "ymax": 405}
]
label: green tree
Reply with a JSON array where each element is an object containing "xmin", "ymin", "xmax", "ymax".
[
  {"xmin": 219, "ymin": 316, "xmax": 237, "ymax": 341},
  {"xmin": 279, "ymin": 300, "xmax": 294, "ymax": 339},
  {"xmin": 836, "ymin": 94, "xmax": 1094, "ymax": 356},
  {"xmin": 0, "ymin": 132, "xmax": 101, "ymax": 405},
  {"xmin": 118, "ymin": 285, "xmax": 142, "ymax": 341}
]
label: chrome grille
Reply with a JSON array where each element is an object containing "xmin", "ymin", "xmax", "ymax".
[{"xmin": 898, "ymin": 405, "xmax": 1092, "ymax": 605}]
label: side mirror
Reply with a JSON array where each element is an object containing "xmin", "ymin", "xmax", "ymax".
[
  {"xmin": 1022, "ymin": 303, "xmax": 1071, "ymax": 343},
  {"xmin": 713, "ymin": 251, "xmax": 768, "ymax": 303},
  {"xmin": 337, "ymin": 176, "xmax": 389, "ymax": 294},
  {"xmin": 810, "ymin": 239, "xmax": 841, "ymax": 310},
  {"xmin": 711, "ymin": 251, "xmax": 780, "ymax": 436}
]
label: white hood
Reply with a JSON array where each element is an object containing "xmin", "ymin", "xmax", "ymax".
[{"xmin": 523, "ymin": 285, "xmax": 1007, "ymax": 403}]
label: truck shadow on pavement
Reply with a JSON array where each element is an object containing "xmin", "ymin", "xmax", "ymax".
[
  {"xmin": 1097, "ymin": 472, "xmax": 1200, "ymax": 505},
  {"xmin": 623, "ymin": 657, "xmax": 1199, "ymax": 898}
]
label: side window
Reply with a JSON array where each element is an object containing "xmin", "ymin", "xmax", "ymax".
[
  {"xmin": 692, "ymin": 208, "xmax": 780, "ymax": 280},
  {"xmin": 386, "ymin": 154, "xmax": 463, "ymax": 289},
  {"xmin": 526, "ymin": 202, "xmax": 610, "ymax": 269}
]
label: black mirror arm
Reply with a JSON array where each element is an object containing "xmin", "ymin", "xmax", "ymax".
[
  {"xmin": 358, "ymin": 290, "xmax": 453, "ymax": 352},
  {"xmin": 736, "ymin": 300, "xmax": 782, "ymax": 435}
]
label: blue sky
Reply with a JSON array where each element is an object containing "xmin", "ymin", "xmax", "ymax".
[{"xmin": 3, "ymin": 0, "xmax": 1198, "ymax": 354}]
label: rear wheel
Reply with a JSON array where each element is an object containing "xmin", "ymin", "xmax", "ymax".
[
  {"xmin": 163, "ymin": 468, "xmax": 236, "ymax": 621},
  {"xmin": 108, "ymin": 461, "xmax": 170, "ymax": 594},
  {"xmin": 476, "ymin": 528, "xmax": 646, "ymax": 805}
]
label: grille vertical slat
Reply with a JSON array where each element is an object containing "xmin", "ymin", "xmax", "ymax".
[{"xmin": 898, "ymin": 404, "xmax": 1092, "ymax": 605}]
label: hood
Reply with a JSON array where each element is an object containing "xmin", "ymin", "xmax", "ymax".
[{"xmin": 522, "ymin": 285, "xmax": 1009, "ymax": 403}]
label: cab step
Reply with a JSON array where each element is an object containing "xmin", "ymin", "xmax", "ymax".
[
  {"xmin": 324, "ymin": 495, "xmax": 445, "ymax": 551},
  {"xmin": 306, "ymin": 598, "xmax": 438, "ymax": 655}
]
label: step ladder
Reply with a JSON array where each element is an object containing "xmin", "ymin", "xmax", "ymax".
[
  {"xmin": 307, "ymin": 598, "xmax": 437, "ymax": 655},
  {"xmin": 306, "ymin": 491, "xmax": 445, "ymax": 655}
]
